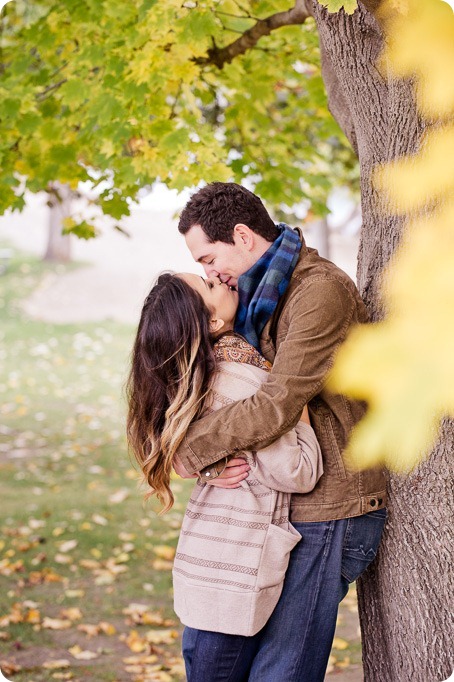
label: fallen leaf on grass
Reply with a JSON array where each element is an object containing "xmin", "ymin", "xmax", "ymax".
[
  {"xmin": 64, "ymin": 589, "xmax": 85, "ymax": 598},
  {"xmin": 332, "ymin": 637, "xmax": 349, "ymax": 650},
  {"xmin": 99, "ymin": 621, "xmax": 116, "ymax": 635},
  {"xmin": 122, "ymin": 604, "xmax": 174, "ymax": 627},
  {"xmin": 55, "ymin": 554, "xmax": 73, "ymax": 565},
  {"xmin": 68, "ymin": 645, "xmax": 99, "ymax": 660},
  {"xmin": 24, "ymin": 608, "xmax": 41, "ymax": 624},
  {"xmin": 0, "ymin": 631, "xmax": 10, "ymax": 640},
  {"xmin": 79, "ymin": 559, "xmax": 100, "ymax": 570},
  {"xmin": 42, "ymin": 659, "xmax": 71, "ymax": 669},
  {"xmin": 145, "ymin": 629, "xmax": 179, "ymax": 645},
  {"xmin": 28, "ymin": 569, "xmax": 63, "ymax": 584},
  {"xmin": 92, "ymin": 514, "xmax": 108, "ymax": 526},
  {"xmin": 77, "ymin": 621, "xmax": 116, "ymax": 637},
  {"xmin": 42, "ymin": 617, "xmax": 72, "ymax": 630},
  {"xmin": 109, "ymin": 489, "xmax": 129, "ymax": 504},
  {"xmin": 119, "ymin": 532, "xmax": 135, "ymax": 542},
  {"xmin": 59, "ymin": 540, "xmax": 78, "ymax": 553},
  {"xmin": 123, "ymin": 629, "xmax": 148, "ymax": 653},
  {"xmin": 153, "ymin": 546, "xmax": 176, "ymax": 561},
  {"xmin": 336, "ymin": 656, "xmax": 351, "ymax": 668},
  {"xmin": 151, "ymin": 559, "xmax": 173, "ymax": 571},
  {"xmin": 0, "ymin": 659, "xmax": 22, "ymax": 675},
  {"xmin": 123, "ymin": 655, "xmax": 158, "ymax": 665},
  {"xmin": 60, "ymin": 608, "xmax": 82, "ymax": 621},
  {"xmin": 326, "ymin": 654, "xmax": 336, "ymax": 674}
]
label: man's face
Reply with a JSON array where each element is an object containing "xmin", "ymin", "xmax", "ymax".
[{"xmin": 184, "ymin": 224, "xmax": 254, "ymax": 288}]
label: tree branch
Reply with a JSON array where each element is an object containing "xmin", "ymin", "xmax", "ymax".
[{"xmin": 197, "ymin": 0, "xmax": 313, "ymax": 69}]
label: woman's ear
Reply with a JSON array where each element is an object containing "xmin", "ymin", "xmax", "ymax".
[{"xmin": 210, "ymin": 318, "xmax": 225, "ymax": 334}]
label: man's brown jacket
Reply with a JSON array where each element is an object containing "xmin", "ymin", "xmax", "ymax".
[{"xmin": 177, "ymin": 233, "xmax": 387, "ymax": 522}]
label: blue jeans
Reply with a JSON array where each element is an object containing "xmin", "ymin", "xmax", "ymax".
[{"xmin": 182, "ymin": 509, "xmax": 386, "ymax": 682}]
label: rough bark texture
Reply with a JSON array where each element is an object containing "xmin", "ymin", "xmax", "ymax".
[
  {"xmin": 311, "ymin": 2, "xmax": 454, "ymax": 680},
  {"xmin": 44, "ymin": 184, "xmax": 72, "ymax": 263}
]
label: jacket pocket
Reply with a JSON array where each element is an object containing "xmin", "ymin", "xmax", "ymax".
[
  {"xmin": 256, "ymin": 523, "xmax": 300, "ymax": 591},
  {"xmin": 322, "ymin": 413, "xmax": 348, "ymax": 481}
]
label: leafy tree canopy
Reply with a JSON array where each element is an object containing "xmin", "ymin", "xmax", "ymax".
[{"xmin": 0, "ymin": 0, "xmax": 357, "ymax": 235}]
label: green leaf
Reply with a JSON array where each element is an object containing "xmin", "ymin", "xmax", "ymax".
[
  {"xmin": 318, "ymin": 0, "xmax": 358, "ymax": 14},
  {"xmin": 62, "ymin": 218, "xmax": 97, "ymax": 239}
]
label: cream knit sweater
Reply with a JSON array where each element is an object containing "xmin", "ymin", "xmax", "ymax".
[{"xmin": 173, "ymin": 335, "xmax": 323, "ymax": 636}]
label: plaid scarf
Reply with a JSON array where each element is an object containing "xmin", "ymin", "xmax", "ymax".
[{"xmin": 234, "ymin": 223, "xmax": 301, "ymax": 351}]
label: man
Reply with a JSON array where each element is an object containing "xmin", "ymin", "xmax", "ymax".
[{"xmin": 174, "ymin": 182, "xmax": 387, "ymax": 681}]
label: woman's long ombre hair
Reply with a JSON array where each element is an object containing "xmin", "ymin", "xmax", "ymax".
[{"xmin": 127, "ymin": 273, "xmax": 216, "ymax": 513}]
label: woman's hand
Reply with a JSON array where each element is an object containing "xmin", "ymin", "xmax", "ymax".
[
  {"xmin": 299, "ymin": 405, "xmax": 311, "ymax": 425},
  {"xmin": 173, "ymin": 454, "xmax": 198, "ymax": 479},
  {"xmin": 204, "ymin": 457, "xmax": 250, "ymax": 488}
]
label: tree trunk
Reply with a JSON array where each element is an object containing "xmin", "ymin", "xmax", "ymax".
[
  {"xmin": 310, "ymin": 217, "xmax": 330, "ymax": 259},
  {"xmin": 44, "ymin": 183, "xmax": 72, "ymax": 262},
  {"xmin": 310, "ymin": 2, "xmax": 454, "ymax": 680}
]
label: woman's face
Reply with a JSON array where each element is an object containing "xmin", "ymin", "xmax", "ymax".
[{"xmin": 178, "ymin": 273, "xmax": 238, "ymax": 333}]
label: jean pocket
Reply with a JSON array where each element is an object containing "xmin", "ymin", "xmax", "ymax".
[
  {"xmin": 256, "ymin": 523, "xmax": 301, "ymax": 591},
  {"xmin": 341, "ymin": 510, "xmax": 387, "ymax": 583}
]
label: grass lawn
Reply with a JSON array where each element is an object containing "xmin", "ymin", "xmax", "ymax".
[
  {"xmin": 0, "ymin": 248, "xmax": 362, "ymax": 682},
  {"xmin": 0, "ymin": 250, "xmax": 190, "ymax": 681}
]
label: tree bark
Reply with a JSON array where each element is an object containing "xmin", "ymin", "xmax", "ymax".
[
  {"xmin": 311, "ymin": 2, "xmax": 453, "ymax": 680},
  {"xmin": 44, "ymin": 183, "xmax": 72, "ymax": 262}
]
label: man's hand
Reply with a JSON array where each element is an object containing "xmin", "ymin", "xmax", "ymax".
[{"xmin": 204, "ymin": 457, "xmax": 250, "ymax": 489}]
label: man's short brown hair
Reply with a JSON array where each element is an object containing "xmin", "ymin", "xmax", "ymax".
[{"xmin": 178, "ymin": 182, "xmax": 279, "ymax": 244}]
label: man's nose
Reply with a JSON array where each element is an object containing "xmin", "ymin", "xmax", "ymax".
[{"xmin": 203, "ymin": 264, "xmax": 219, "ymax": 278}]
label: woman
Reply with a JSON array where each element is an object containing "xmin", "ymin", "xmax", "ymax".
[{"xmin": 127, "ymin": 272, "xmax": 323, "ymax": 681}]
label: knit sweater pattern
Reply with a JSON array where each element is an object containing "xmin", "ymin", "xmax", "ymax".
[{"xmin": 173, "ymin": 335, "xmax": 323, "ymax": 636}]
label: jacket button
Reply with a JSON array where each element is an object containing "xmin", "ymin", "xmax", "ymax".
[
  {"xmin": 370, "ymin": 499, "xmax": 377, "ymax": 507},
  {"xmin": 378, "ymin": 498, "xmax": 383, "ymax": 505}
]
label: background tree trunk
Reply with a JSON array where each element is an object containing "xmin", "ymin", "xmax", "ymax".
[
  {"xmin": 310, "ymin": 217, "xmax": 330, "ymax": 259},
  {"xmin": 44, "ymin": 183, "xmax": 72, "ymax": 263},
  {"xmin": 310, "ymin": 2, "xmax": 454, "ymax": 680}
]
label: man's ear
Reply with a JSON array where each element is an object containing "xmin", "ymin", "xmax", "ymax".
[
  {"xmin": 210, "ymin": 318, "xmax": 225, "ymax": 334},
  {"xmin": 233, "ymin": 223, "xmax": 254, "ymax": 250}
]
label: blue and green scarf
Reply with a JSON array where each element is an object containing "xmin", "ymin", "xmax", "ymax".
[{"xmin": 234, "ymin": 223, "xmax": 301, "ymax": 351}]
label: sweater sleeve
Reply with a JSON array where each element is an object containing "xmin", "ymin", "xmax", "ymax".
[{"xmin": 250, "ymin": 422, "xmax": 323, "ymax": 494}]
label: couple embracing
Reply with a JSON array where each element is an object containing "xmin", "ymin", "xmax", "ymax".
[{"xmin": 127, "ymin": 182, "xmax": 387, "ymax": 681}]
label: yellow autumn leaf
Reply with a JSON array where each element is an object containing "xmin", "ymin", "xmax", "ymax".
[
  {"xmin": 92, "ymin": 514, "xmax": 108, "ymax": 526},
  {"xmin": 0, "ymin": 660, "xmax": 22, "ymax": 675},
  {"xmin": 145, "ymin": 629, "xmax": 179, "ymax": 645},
  {"xmin": 77, "ymin": 623, "xmax": 100, "ymax": 637},
  {"xmin": 60, "ymin": 608, "xmax": 82, "ymax": 621},
  {"xmin": 153, "ymin": 545, "xmax": 176, "ymax": 561},
  {"xmin": 99, "ymin": 621, "xmax": 116, "ymax": 636},
  {"xmin": 58, "ymin": 539, "xmax": 78, "ymax": 553},
  {"xmin": 68, "ymin": 645, "xmax": 99, "ymax": 660},
  {"xmin": 64, "ymin": 589, "xmax": 85, "ymax": 599},
  {"xmin": 152, "ymin": 559, "xmax": 173, "ymax": 571},
  {"xmin": 42, "ymin": 617, "xmax": 72, "ymax": 630},
  {"xmin": 374, "ymin": 126, "xmax": 454, "ymax": 213},
  {"xmin": 24, "ymin": 609, "xmax": 41, "ymax": 624},
  {"xmin": 42, "ymin": 659, "xmax": 71, "ymax": 669},
  {"xmin": 337, "ymin": 656, "xmax": 352, "ymax": 668},
  {"xmin": 109, "ymin": 488, "xmax": 129, "ymax": 504},
  {"xmin": 332, "ymin": 636, "xmax": 349, "ymax": 650},
  {"xmin": 124, "ymin": 629, "xmax": 148, "ymax": 653},
  {"xmin": 123, "ymin": 655, "xmax": 158, "ymax": 665},
  {"xmin": 54, "ymin": 554, "xmax": 72, "ymax": 564}
]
